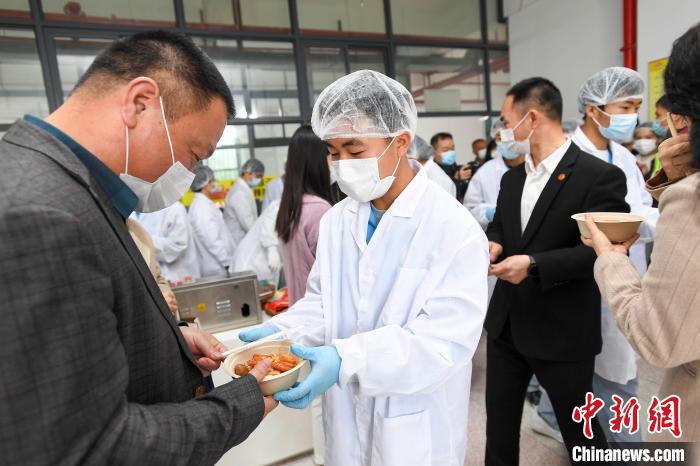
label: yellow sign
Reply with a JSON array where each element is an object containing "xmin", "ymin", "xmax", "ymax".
[{"xmin": 648, "ymin": 57, "xmax": 669, "ymax": 120}]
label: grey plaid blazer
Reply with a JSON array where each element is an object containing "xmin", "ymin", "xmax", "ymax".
[{"xmin": 0, "ymin": 120, "xmax": 264, "ymax": 465}]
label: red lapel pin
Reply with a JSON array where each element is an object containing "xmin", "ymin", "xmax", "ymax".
[{"xmin": 557, "ymin": 173, "xmax": 566, "ymax": 181}]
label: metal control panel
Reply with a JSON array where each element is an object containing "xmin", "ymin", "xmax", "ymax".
[{"xmin": 173, "ymin": 272, "xmax": 262, "ymax": 333}]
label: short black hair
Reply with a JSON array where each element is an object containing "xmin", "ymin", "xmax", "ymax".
[
  {"xmin": 506, "ymin": 77, "xmax": 563, "ymax": 122},
  {"xmin": 74, "ymin": 30, "xmax": 234, "ymax": 121},
  {"xmin": 430, "ymin": 132, "xmax": 453, "ymax": 148},
  {"xmin": 471, "ymin": 138, "xmax": 486, "ymax": 148},
  {"xmin": 655, "ymin": 94, "xmax": 671, "ymax": 110},
  {"xmin": 664, "ymin": 23, "xmax": 700, "ymax": 169}
]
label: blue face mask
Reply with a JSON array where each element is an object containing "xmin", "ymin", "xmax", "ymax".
[
  {"xmin": 248, "ymin": 177, "xmax": 262, "ymax": 188},
  {"xmin": 651, "ymin": 119, "xmax": 668, "ymax": 138},
  {"xmin": 593, "ymin": 110, "xmax": 638, "ymax": 142},
  {"xmin": 497, "ymin": 142, "xmax": 520, "ymax": 160},
  {"xmin": 440, "ymin": 150, "xmax": 457, "ymax": 165}
]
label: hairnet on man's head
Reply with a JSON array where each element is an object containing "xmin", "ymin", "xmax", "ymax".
[
  {"xmin": 240, "ymin": 158, "xmax": 265, "ymax": 175},
  {"xmin": 311, "ymin": 69, "xmax": 417, "ymax": 141},
  {"xmin": 578, "ymin": 67, "xmax": 644, "ymax": 114},
  {"xmin": 409, "ymin": 136, "xmax": 433, "ymax": 161},
  {"xmin": 191, "ymin": 163, "xmax": 215, "ymax": 191}
]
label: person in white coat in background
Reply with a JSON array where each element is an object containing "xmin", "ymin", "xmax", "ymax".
[
  {"xmin": 239, "ymin": 70, "xmax": 489, "ymax": 466},
  {"xmin": 261, "ymin": 175, "xmax": 284, "ymax": 212},
  {"xmin": 534, "ymin": 67, "xmax": 659, "ymax": 447},
  {"xmin": 231, "ymin": 199, "xmax": 282, "ymax": 283},
  {"xmin": 408, "ymin": 135, "xmax": 457, "ymax": 197},
  {"xmin": 223, "ymin": 158, "xmax": 264, "ymax": 249},
  {"xmin": 464, "ymin": 122, "xmax": 525, "ymax": 231},
  {"xmin": 188, "ymin": 164, "xmax": 236, "ymax": 278},
  {"xmin": 132, "ymin": 201, "xmax": 200, "ymax": 284}
]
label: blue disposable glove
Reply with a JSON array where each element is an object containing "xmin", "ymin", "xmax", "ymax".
[
  {"xmin": 239, "ymin": 324, "xmax": 277, "ymax": 343},
  {"xmin": 485, "ymin": 206, "xmax": 496, "ymax": 223},
  {"xmin": 274, "ymin": 344, "xmax": 341, "ymax": 409}
]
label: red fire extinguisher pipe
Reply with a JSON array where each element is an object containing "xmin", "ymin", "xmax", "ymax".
[{"xmin": 622, "ymin": 0, "xmax": 637, "ymax": 69}]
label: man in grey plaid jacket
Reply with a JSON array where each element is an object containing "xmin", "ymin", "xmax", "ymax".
[{"xmin": 0, "ymin": 31, "xmax": 277, "ymax": 465}]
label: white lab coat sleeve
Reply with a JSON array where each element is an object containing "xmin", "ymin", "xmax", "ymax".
[
  {"xmin": 259, "ymin": 202, "xmax": 280, "ymax": 250},
  {"xmin": 268, "ymin": 256, "xmax": 325, "ymax": 347},
  {"xmin": 464, "ymin": 171, "xmax": 490, "ymax": 230},
  {"xmin": 199, "ymin": 208, "xmax": 234, "ymax": 270},
  {"xmin": 151, "ymin": 208, "xmax": 189, "ymax": 264},
  {"xmin": 333, "ymin": 231, "xmax": 488, "ymax": 397},
  {"xmin": 232, "ymin": 190, "xmax": 258, "ymax": 234}
]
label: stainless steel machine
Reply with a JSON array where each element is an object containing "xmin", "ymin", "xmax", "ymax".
[{"xmin": 173, "ymin": 272, "xmax": 262, "ymax": 333}]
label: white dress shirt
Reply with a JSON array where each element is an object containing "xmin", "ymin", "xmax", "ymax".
[{"xmin": 520, "ymin": 139, "xmax": 571, "ymax": 233}]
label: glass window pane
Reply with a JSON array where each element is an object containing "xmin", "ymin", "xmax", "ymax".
[
  {"xmin": 306, "ymin": 47, "xmax": 346, "ymax": 107},
  {"xmin": 183, "ymin": 0, "xmax": 290, "ymax": 31},
  {"xmin": 395, "ymin": 46, "xmax": 487, "ymax": 113},
  {"xmin": 348, "ymin": 48, "xmax": 385, "ymax": 74},
  {"xmin": 391, "ymin": 0, "xmax": 481, "ymax": 42},
  {"xmin": 254, "ymin": 146, "xmax": 288, "ymax": 177},
  {"xmin": 0, "ymin": 29, "xmax": 49, "ymax": 124},
  {"xmin": 194, "ymin": 39, "xmax": 300, "ymax": 119},
  {"xmin": 487, "ymin": 0, "xmax": 508, "ymax": 44},
  {"xmin": 54, "ymin": 36, "xmax": 112, "ymax": 99},
  {"xmin": 42, "ymin": 0, "xmax": 175, "ymax": 26},
  {"xmin": 297, "ymin": 0, "xmax": 385, "ymax": 37},
  {"xmin": 0, "ymin": 1, "xmax": 30, "ymax": 19},
  {"xmin": 489, "ymin": 50, "xmax": 510, "ymax": 111},
  {"xmin": 254, "ymin": 124, "xmax": 284, "ymax": 139},
  {"xmin": 208, "ymin": 125, "xmax": 251, "ymax": 180}
]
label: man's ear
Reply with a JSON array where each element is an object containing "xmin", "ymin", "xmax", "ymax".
[
  {"xmin": 395, "ymin": 132, "xmax": 412, "ymax": 157},
  {"xmin": 121, "ymin": 77, "xmax": 160, "ymax": 129}
]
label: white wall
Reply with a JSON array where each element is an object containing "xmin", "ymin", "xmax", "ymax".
[
  {"xmin": 416, "ymin": 116, "xmax": 487, "ymax": 164},
  {"xmin": 637, "ymin": 1, "xmax": 700, "ymax": 120},
  {"xmin": 505, "ymin": 0, "xmax": 622, "ymax": 121}
]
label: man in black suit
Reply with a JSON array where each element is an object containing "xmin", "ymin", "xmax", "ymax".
[{"xmin": 484, "ymin": 78, "xmax": 629, "ymax": 465}]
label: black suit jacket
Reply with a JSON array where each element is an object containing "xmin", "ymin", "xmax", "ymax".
[
  {"xmin": 0, "ymin": 120, "xmax": 263, "ymax": 465},
  {"xmin": 485, "ymin": 141, "xmax": 629, "ymax": 361}
]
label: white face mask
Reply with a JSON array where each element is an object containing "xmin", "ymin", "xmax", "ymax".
[
  {"xmin": 499, "ymin": 111, "xmax": 533, "ymax": 156},
  {"xmin": 633, "ymin": 138, "xmax": 657, "ymax": 155},
  {"xmin": 332, "ymin": 137, "xmax": 400, "ymax": 203},
  {"xmin": 120, "ymin": 96, "xmax": 195, "ymax": 213},
  {"xmin": 477, "ymin": 148, "xmax": 487, "ymax": 159},
  {"xmin": 329, "ymin": 163, "xmax": 338, "ymax": 185}
]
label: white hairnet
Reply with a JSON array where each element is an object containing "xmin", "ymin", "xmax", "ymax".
[
  {"xmin": 409, "ymin": 136, "xmax": 433, "ymax": 161},
  {"xmin": 240, "ymin": 158, "xmax": 265, "ymax": 175},
  {"xmin": 192, "ymin": 164, "xmax": 214, "ymax": 191},
  {"xmin": 311, "ymin": 69, "xmax": 417, "ymax": 141},
  {"xmin": 577, "ymin": 67, "xmax": 644, "ymax": 114}
]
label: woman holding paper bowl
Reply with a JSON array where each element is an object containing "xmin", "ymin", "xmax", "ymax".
[{"xmin": 581, "ymin": 23, "xmax": 700, "ymax": 443}]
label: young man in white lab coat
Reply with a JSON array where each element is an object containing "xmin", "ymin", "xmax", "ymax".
[
  {"xmin": 188, "ymin": 164, "xmax": 236, "ymax": 278},
  {"xmin": 223, "ymin": 158, "xmax": 263, "ymax": 249},
  {"xmin": 535, "ymin": 67, "xmax": 659, "ymax": 446},
  {"xmin": 132, "ymin": 201, "xmax": 201, "ymax": 283},
  {"xmin": 240, "ymin": 70, "xmax": 489, "ymax": 466}
]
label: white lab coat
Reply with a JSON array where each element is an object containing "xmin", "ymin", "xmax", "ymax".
[
  {"xmin": 464, "ymin": 156, "xmax": 510, "ymax": 230},
  {"xmin": 223, "ymin": 180, "xmax": 258, "ymax": 249},
  {"xmin": 188, "ymin": 192, "xmax": 236, "ymax": 278},
  {"xmin": 269, "ymin": 167, "xmax": 489, "ymax": 466},
  {"xmin": 423, "ymin": 158, "xmax": 456, "ymax": 198},
  {"xmin": 572, "ymin": 127, "xmax": 659, "ymax": 384},
  {"xmin": 132, "ymin": 202, "xmax": 200, "ymax": 283},
  {"xmin": 463, "ymin": 155, "xmax": 512, "ymax": 302},
  {"xmin": 232, "ymin": 200, "xmax": 281, "ymax": 282},
  {"xmin": 262, "ymin": 177, "xmax": 284, "ymax": 212}
]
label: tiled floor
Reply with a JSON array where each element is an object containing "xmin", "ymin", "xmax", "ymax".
[{"xmin": 281, "ymin": 333, "xmax": 664, "ymax": 466}]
